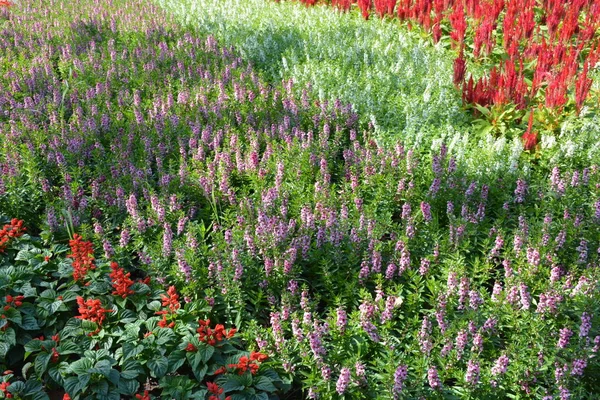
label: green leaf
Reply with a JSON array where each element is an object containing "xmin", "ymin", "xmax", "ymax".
[
  {"xmin": 70, "ymin": 357, "xmax": 94, "ymax": 375},
  {"xmin": 148, "ymin": 355, "xmax": 168, "ymax": 379},
  {"xmin": 64, "ymin": 376, "xmax": 82, "ymax": 397},
  {"xmin": 192, "ymin": 364, "xmax": 207, "ymax": 382},
  {"xmin": 221, "ymin": 375, "xmax": 247, "ymax": 392},
  {"xmin": 34, "ymin": 351, "xmax": 51, "ymax": 377},
  {"xmin": 146, "ymin": 300, "xmax": 162, "ymax": 311},
  {"xmin": 167, "ymin": 350, "xmax": 186, "ymax": 373},
  {"xmin": 20, "ymin": 314, "xmax": 40, "ymax": 330},
  {"xmin": 253, "ymin": 376, "xmax": 276, "ymax": 392},
  {"xmin": 120, "ymin": 359, "xmax": 144, "ymax": 380},
  {"xmin": 118, "ymin": 378, "xmax": 140, "ymax": 396}
]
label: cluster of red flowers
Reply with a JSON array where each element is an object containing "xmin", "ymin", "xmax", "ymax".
[
  {"xmin": 156, "ymin": 286, "xmax": 180, "ymax": 328},
  {"xmin": 0, "ymin": 219, "xmax": 26, "ymax": 253},
  {"xmin": 109, "ymin": 261, "xmax": 135, "ymax": 298},
  {"xmin": 75, "ymin": 296, "xmax": 111, "ymax": 326},
  {"xmin": 0, "ymin": 0, "xmax": 12, "ymax": 8},
  {"xmin": 207, "ymin": 382, "xmax": 232, "ymax": 400},
  {"xmin": 51, "ymin": 347, "xmax": 60, "ymax": 363},
  {"xmin": 68, "ymin": 234, "xmax": 96, "ymax": 281},
  {"xmin": 4, "ymin": 295, "xmax": 24, "ymax": 309},
  {"xmin": 227, "ymin": 351, "xmax": 269, "ymax": 375},
  {"xmin": 0, "ymin": 381, "xmax": 12, "ymax": 399},
  {"xmin": 197, "ymin": 319, "xmax": 236, "ymax": 346}
]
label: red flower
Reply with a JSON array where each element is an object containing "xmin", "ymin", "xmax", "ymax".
[
  {"xmin": 0, "ymin": 381, "xmax": 12, "ymax": 398},
  {"xmin": 0, "ymin": 219, "xmax": 26, "ymax": 253},
  {"xmin": 51, "ymin": 348, "xmax": 60, "ymax": 363},
  {"xmin": 68, "ymin": 234, "xmax": 96, "ymax": 281},
  {"xmin": 109, "ymin": 261, "xmax": 135, "ymax": 298},
  {"xmin": 250, "ymin": 351, "xmax": 268, "ymax": 362},
  {"xmin": 135, "ymin": 391, "xmax": 150, "ymax": 400},
  {"xmin": 521, "ymin": 111, "xmax": 538, "ymax": 151},
  {"xmin": 161, "ymin": 286, "xmax": 180, "ymax": 313},
  {"xmin": 212, "ymin": 366, "xmax": 226, "ymax": 376},
  {"xmin": 0, "ymin": 0, "xmax": 13, "ymax": 7},
  {"xmin": 185, "ymin": 343, "xmax": 197, "ymax": 352},
  {"xmin": 207, "ymin": 382, "xmax": 224, "ymax": 395},
  {"xmin": 62, "ymin": 394, "xmax": 71, "ymax": 400},
  {"xmin": 75, "ymin": 297, "xmax": 110, "ymax": 326}
]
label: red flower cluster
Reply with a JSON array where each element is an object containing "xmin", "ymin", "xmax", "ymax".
[
  {"xmin": 75, "ymin": 296, "xmax": 110, "ymax": 326},
  {"xmin": 4, "ymin": 295, "xmax": 24, "ymax": 309},
  {"xmin": 0, "ymin": 381, "xmax": 12, "ymax": 399},
  {"xmin": 197, "ymin": 319, "xmax": 236, "ymax": 346},
  {"xmin": 156, "ymin": 286, "xmax": 180, "ymax": 328},
  {"xmin": 109, "ymin": 262, "xmax": 135, "ymax": 298},
  {"xmin": 207, "ymin": 382, "xmax": 224, "ymax": 400},
  {"xmin": 227, "ymin": 351, "xmax": 268, "ymax": 375},
  {"xmin": 0, "ymin": 219, "xmax": 26, "ymax": 253},
  {"xmin": 68, "ymin": 234, "xmax": 96, "ymax": 281},
  {"xmin": 0, "ymin": 0, "xmax": 12, "ymax": 7}
]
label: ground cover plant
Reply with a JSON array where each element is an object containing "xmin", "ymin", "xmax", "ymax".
[{"xmin": 1, "ymin": 0, "xmax": 600, "ymax": 399}]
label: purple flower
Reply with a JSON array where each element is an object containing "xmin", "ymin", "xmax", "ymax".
[
  {"xmin": 557, "ymin": 328, "xmax": 573, "ymax": 349},
  {"xmin": 491, "ymin": 355, "xmax": 510, "ymax": 376},
  {"xmin": 421, "ymin": 202, "xmax": 432, "ymax": 222},
  {"xmin": 393, "ymin": 365, "xmax": 408, "ymax": 397},
  {"xmin": 427, "ymin": 367, "xmax": 442, "ymax": 390},
  {"xmin": 336, "ymin": 368, "xmax": 351, "ymax": 395},
  {"xmin": 571, "ymin": 359, "xmax": 587, "ymax": 376},
  {"xmin": 580, "ymin": 312, "xmax": 592, "ymax": 337},
  {"xmin": 465, "ymin": 359, "xmax": 480, "ymax": 386}
]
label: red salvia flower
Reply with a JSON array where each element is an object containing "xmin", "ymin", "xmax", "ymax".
[
  {"xmin": 207, "ymin": 382, "xmax": 224, "ymax": 395},
  {"xmin": 62, "ymin": 394, "xmax": 71, "ymax": 400},
  {"xmin": 135, "ymin": 391, "xmax": 150, "ymax": 400},
  {"xmin": 161, "ymin": 286, "xmax": 180, "ymax": 313},
  {"xmin": 0, "ymin": 0, "xmax": 12, "ymax": 7},
  {"xmin": 75, "ymin": 296, "xmax": 110, "ymax": 326},
  {"xmin": 109, "ymin": 261, "xmax": 135, "ymax": 298},
  {"xmin": 0, "ymin": 219, "xmax": 26, "ymax": 253},
  {"xmin": 68, "ymin": 234, "xmax": 96, "ymax": 281},
  {"xmin": 185, "ymin": 343, "xmax": 197, "ymax": 352},
  {"xmin": 0, "ymin": 381, "xmax": 12, "ymax": 399},
  {"xmin": 51, "ymin": 348, "xmax": 60, "ymax": 363}
]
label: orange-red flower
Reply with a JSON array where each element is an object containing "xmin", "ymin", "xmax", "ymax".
[
  {"xmin": 75, "ymin": 297, "xmax": 110, "ymax": 326},
  {"xmin": 62, "ymin": 394, "xmax": 71, "ymax": 400},
  {"xmin": 135, "ymin": 391, "xmax": 150, "ymax": 400},
  {"xmin": 207, "ymin": 382, "xmax": 224, "ymax": 395},
  {"xmin": 197, "ymin": 319, "xmax": 236, "ymax": 346},
  {"xmin": 0, "ymin": 219, "xmax": 26, "ymax": 253},
  {"xmin": 185, "ymin": 343, "xmax": 197, "ymax": 352},
  {"xmin": 109, "ymin": 261, "xmax": 135, "ymax": 298},
  {"xmin": 68, "ymin": 234, "xmax": 96, "ymax": 281},
  {"xmin": 0, "ymin": 0, "xmax": 12, "ymax": 7},
  {"xmin": 51, "ymin": 348, "xmax": 60, "ymax": 363},
  {"xmin": 161, "ymin": 286, "xmax": 180, "ymax": 313},
  {"xmin": 0, "ymin": 381, "xmax": 12, "ymax": 398}
]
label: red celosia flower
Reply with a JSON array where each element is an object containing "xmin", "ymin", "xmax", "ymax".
[
  {"xmin": 68, "ymin": 234, "xmax": 96, "ymax": 281},
  {"xmin": 207, "ymin": 382, "xmax": 223, "ymax": 395},
  {"xmin": 135, "ymin": 391, "xmax": 150, "ymax": 400},
  {"xmin": 75, "ymin": 296, "xmax": 110, "ymax": 326},
  {"xmin": 0, "ymin": 219, "xmax": 26, "ymax": 253},
  {"xmin": 521, "ymin": 111, "xmax": 538, "ymax": 151},
  {"xmin": 109, "ymin": 261, "xmax": 135, "ymax": 298}
]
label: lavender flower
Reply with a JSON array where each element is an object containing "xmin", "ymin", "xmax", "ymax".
[
  {"xmin": 465, "ymin": 359, "xmax": 480, "ymax": 386},
  {"xmin": 427, "ymin": 367, "xmax": 442, "ymax": 390}
]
